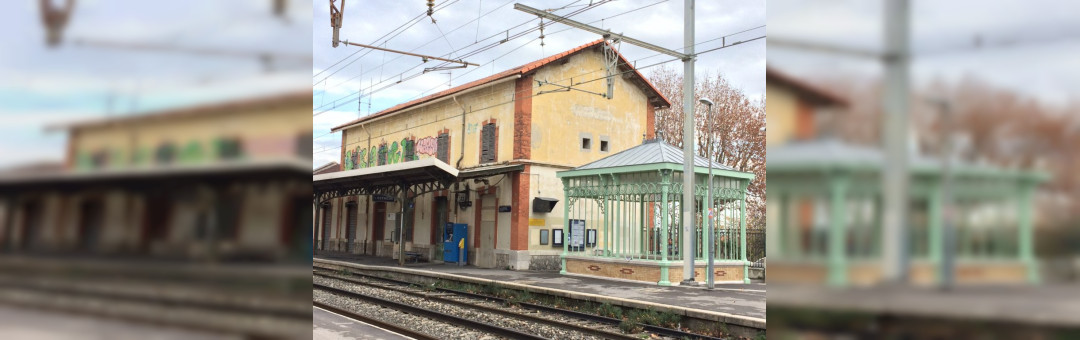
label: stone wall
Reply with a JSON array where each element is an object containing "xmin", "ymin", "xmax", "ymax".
[{"xmin": 529, "ymin": 255, "xmax": 561, "ymax": 271}]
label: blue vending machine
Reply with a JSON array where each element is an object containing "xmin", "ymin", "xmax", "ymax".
[{"xmin": 442, "ymin": 223, "xmax": 468, "ymax": 264}]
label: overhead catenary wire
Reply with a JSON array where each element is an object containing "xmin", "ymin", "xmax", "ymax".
[
  {"xmin": 317, "ymin": 0, "xmax": 526, "ymax": 92},
  {"xmin": 313, "ymin": 0, "xmax": 462, "ymax": 85},
  {"xmin": 316, "ymin": 0, "xmax": 681, "ymax": 117},
  {"xmin": 320, "ymin": 0, "xmax": 591, "ymax": 93},
  {"xmin": 313, "ymin": 33, "xmax": 764, "ymax": 155},
  {"xmin": 313, "ymin": 0, "xmax": 604, "ymax": 115},
  {"xmin": 321, "ymin": 19, "xmax": 761, "ymax": 119}
]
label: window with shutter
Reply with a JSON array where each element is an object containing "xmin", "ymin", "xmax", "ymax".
[
  {"xmin": 378, "ymin": 145, "xmax": 388, "ymax": 165},
  {"xmin": 217, "ymin": 138, "xmax": 242, "ymax": 160},
  {"xmin": 480, "ymin": 123, "xmax": 496, "ymax": 163},
  {"xmin": 436, "ymin": 133, "xmax": 449, "ymax": 163},
  {"xmin": 404, "ymin": 139, "xmax": 416, "ymax": 162},
  {"xmin": 297, "ymin": 133, "xmax": 312, "ymax": 159},
  {"xmin": 155, "ymin": 143, "xmax": 176, "ymax": 165},
  {"xmin": 91, "ymin": 150, "xmax": 108, "ymax": 169}
]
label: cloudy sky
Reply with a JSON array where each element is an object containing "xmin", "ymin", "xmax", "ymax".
[
  {"xmin": 311, "ymin": 0, "xmax": 767, "ymax": 168},
  {"xmin": 768, "ymin": 0, "xmax": 1080, "ymax": 107},
  {"xmin": 0, "ymin": 0, "xmax": 311, "ymax": 168}
]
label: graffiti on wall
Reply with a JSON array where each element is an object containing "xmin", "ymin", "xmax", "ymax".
[
  {"xmin": 416, "ymin": 136, "xmax": 437, "ymax": 156},
  {"xmin": 345, "ymin": 136, "xmax": 437, "ymax": 170}
]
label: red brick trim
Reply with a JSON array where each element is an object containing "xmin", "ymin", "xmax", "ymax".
[
  {"xmin": 493, "ymin": 195, "xmax": 499, "ymax": 249},
  {"xmin": 510, "ymin": 165, "xmax": 531, "ymax": 250},
  {"xmin": 66, "ymin": 130, "xmax": 78, "ymax": 169},
  {"xmin": 795, "ymin": 101, "xmax": 815, "ymax": 140},
  {"xmin": 646, "ymin": 105, "xmax": 656, "ymax": 139},
  {"xmin": 339, "ymin": 130, "xmax": 348, "ymax": 170},
  {"xmin": 513, "ymin": 75, "xmax": 533, "ymax": 159}
]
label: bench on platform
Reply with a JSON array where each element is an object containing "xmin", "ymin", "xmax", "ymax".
[{"xmin": 404, "ymin": 251, "xmax": 423, "ymax": 263}]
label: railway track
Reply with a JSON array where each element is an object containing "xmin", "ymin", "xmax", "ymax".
[{"xmin": 313, "ymin": 266, "xmax": 726, "ymax": 339}]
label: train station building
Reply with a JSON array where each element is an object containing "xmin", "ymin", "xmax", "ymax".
[
  {"xmin": 314, "ymin": 40, "xmax": 700, "ymax": 274},
  {"xmin": 0, "ymin": 92, "xmax": 313, "ymax": 262}
]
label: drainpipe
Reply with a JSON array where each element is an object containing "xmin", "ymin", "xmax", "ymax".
[{"xmin": 452, "ymin": 96, "xmax": 467, "ymax": 169}]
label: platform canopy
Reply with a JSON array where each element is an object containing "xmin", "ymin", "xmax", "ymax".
[
  {"xmin": 312, "ymin": 158, "xmax": 524, "ymax": 204},
  {"xmin": 0, "ymin": 158, "xmax": 310, "ymax": 193}
]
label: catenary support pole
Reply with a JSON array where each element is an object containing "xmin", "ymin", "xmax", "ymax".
[
  {"xmin": 680, "ymin": 0, "xmax": 698, "ymax": 286},
  {"xmin": 881, "ymin": 0, "xmax": 911, "ymax": 284}
]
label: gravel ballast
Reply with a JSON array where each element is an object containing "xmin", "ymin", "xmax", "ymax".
[{"xmin": 314, "ymin": 275, "xmax": 614, "ymax": 340}]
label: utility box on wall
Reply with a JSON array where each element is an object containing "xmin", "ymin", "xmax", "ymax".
[{"xmin": 532, "ymin": 197, "xmax": 559, "ymax": 213}]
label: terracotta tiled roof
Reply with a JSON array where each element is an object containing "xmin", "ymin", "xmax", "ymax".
[
  {"xmin": 313, "ymin": 162, "xmax": 341, "ymax": 174},
  {"xmin": 766, "ymin": 67, "xmax": 848, "ymax": 106},
  {"xmin": 331, "ymin": 39, "xmax": 672, "ymax": 132},
  {"xmin": 51, "ymin": 90, "xmax": 311, "ymax": 131}
]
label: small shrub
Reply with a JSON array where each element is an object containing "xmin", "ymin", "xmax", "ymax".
[
  {"xmin": 619, "ymin": 318, "xmax": 643, "ymax": 334},
  {"xmin": 598, "ymin": 302, "xmax": 624, "ymax": 319}
]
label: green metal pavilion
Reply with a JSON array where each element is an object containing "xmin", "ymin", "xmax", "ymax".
[
  {"xmin": 767, "ymin": 139, "xmax": 1048, "ymax": 286},
  {"xmin": 555, "ymin": 138, "xmax": 756, "ymax": 285}
]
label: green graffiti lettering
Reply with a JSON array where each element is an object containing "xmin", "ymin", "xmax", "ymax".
[
  {"xmin": 180, "ymin": 141, "xmax": 204, "ymax": 163},
  {"xmin": 368, "ymin": 146, "xmax": 377, "ymax": 167},
  {"xmin": 388, "ymin": 141, "xmax": 401, "ymax": 164}
]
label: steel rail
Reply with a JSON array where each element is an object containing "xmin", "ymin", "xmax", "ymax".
[
  {"xmin": 314, "ymin": 301, "xmax": 437, "ymax": 340},
  {"xmin": 312, "ymin": 265, "xmax": 726, "ymax": 340},
  {"xmin": 313, "ymin": 282, "xmax": 547, "ymax": 340},
  {"xmin": 315, "ymin": 271, "xmax": 639, "ymax": 340}
]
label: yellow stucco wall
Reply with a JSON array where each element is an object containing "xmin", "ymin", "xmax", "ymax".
[
  {"xmin": 71, "ymin": 100, "xmax": 310, "ymax": 168},
  {"xmin": 339, "ymin": 80, "xmax": 516, "ymax": 170},
  {"xmin": 529, "ymin": 48, "xmax": 652, "ymax": 167},
  {"xmin": 765, "ymin": 82, "xmax": 798, "ymax": 146}
]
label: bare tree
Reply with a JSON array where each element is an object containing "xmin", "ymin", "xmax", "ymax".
[{"xmin": 649, "ymin": 66, "xmax": 767, "ymax": 229}]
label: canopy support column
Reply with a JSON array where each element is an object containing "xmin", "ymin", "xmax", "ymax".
[
  {"xmin": 828, "ymin": 172, "xmax": 851, "ymax": 287},
  {"xmin": 659, "ymin": 169, "xmax": 672, "ymax": 286},
  {"xmin": 1018, "ymin": 178, "xmax": 1038, "ymax": 284}
]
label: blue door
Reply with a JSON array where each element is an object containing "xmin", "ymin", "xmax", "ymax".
[{"xmin": 442, "ymin": 223, "xmax": 468, "ymax": 263}]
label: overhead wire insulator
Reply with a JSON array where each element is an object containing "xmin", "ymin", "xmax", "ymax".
[
  {"xmin": 539, "ymin": 18, "xmax": 546, "ymax": 47},
  {"xmin": 427, "ymin": 0, "xmax": 436, "ymax": 23}
]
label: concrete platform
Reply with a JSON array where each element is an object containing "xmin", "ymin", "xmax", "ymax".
[
  {"xmin": 768, "ymin": 283, "xmax": 1080, "ymax": 328},
  {"xmin": 0, "ymin": 304, "xmax": 238, "ymax": 340},
  {"xmin": 314, "ymin": 307, "xmax": 413, "ymax": 340},
  {"xmin": 315, "ymin": 254, "xmax": 766, "ymax": 324}
]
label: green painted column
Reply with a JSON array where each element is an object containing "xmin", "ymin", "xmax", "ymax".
[
  {"xmin": 740, "ymin": 179, "xmax": 750, "ymax": 284},
  {"xmin": 828, "ymin": 173, "xmax": 851, "ymax": 287},
  {"xmin": 928, "ymin": 180, "xmax": 944, "ymax": 283},
  {"xmin": 659, "ymin": 170, "xmax": 672, "ymax": 286},
  {"xmin": 640, "ymin": 194, "xmax": 646, "ymax": 260},
  {"xmin": 1017, "ymin": 178, "xmax": 1038, "ymax": 284},
  {"xmin": 602, "ymin": 175, "xmax": 611, "ymax": 257},
  {"xmin": 560, "ymin": 178, "xmax": 570, "ymax": 275},
  {"xmin": 770, "ymin": 192, "xmax": 788, "ymax": 259}
]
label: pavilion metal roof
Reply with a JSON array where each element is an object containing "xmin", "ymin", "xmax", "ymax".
[
  {"xmin": 574, "ymin": 138, "xmax": 737, "ymax": 171},
  {"xmin": 767, "ymin": 138, "xmax": 1048, "ymax": 180}
]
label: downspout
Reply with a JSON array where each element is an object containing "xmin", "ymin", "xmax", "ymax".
[{"xmin": 452, "ymin": 95, "xmax": 467, "ymax": 169}]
